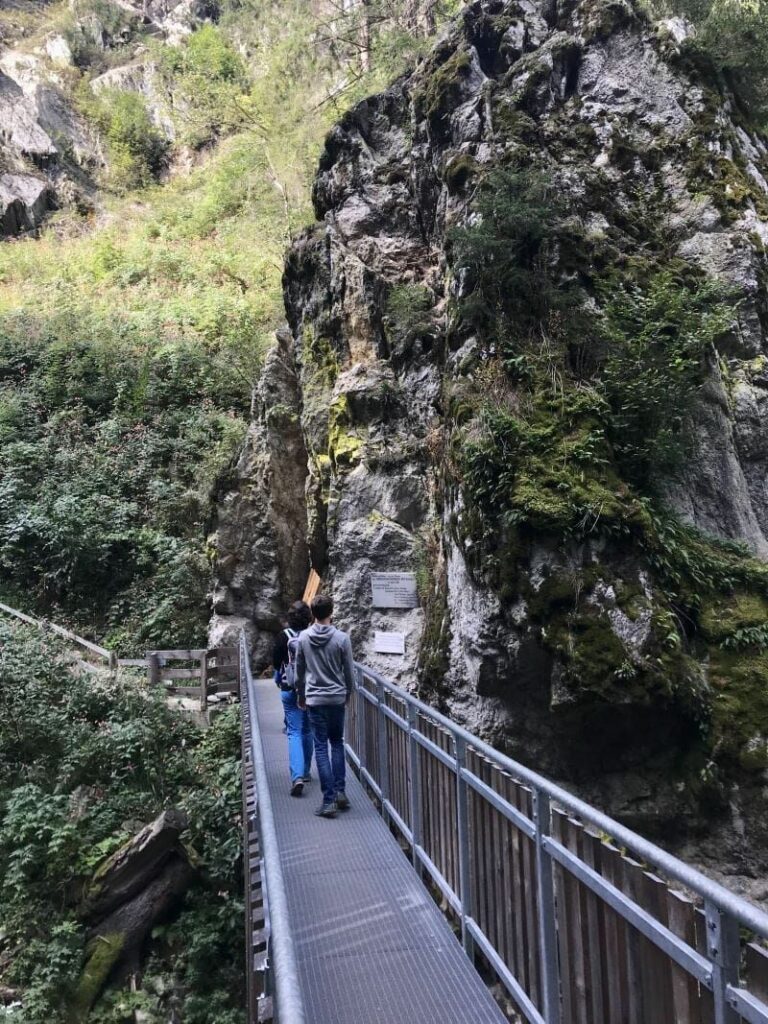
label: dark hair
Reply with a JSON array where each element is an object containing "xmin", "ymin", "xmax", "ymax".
[
  {"xmin": 286, "ymin": 600, "xmax": 311, "ymax": 631},
  {"xmin": 311, "ymin": 593, "xmax": 333, "ymax": 621}
]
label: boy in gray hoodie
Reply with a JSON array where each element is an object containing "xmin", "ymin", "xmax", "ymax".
[{"xmin": 296, "ymin": 593, "xmax": 356, "ymax": 818}]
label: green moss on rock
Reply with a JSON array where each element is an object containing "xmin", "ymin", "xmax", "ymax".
[{"xmin": 69, "ymin": 932, "xmax": 125, "ymax": 1022}]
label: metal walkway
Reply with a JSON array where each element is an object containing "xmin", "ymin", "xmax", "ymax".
[{"xmin": 253, "ymin": 677, "xmax": 507, "ymax": 1024}]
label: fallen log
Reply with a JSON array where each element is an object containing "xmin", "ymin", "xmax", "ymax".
[{"xmin": 69, "ymin": 809, "xmax": 194, "ymax": 1021}]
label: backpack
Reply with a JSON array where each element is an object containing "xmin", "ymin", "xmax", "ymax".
[{"xmin": 281, "ymin": 627, "xmax": 300, "ymax": 689}]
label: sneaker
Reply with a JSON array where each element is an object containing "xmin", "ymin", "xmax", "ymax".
[
  {"xmin": 303, "ymin": 774, "xmax": 312, "ymax": 783},
  {"xmin": 290, "ymin": 780, "xmax": 304, "ymax": 797},
  {"xmin": 314, "ymin": 801, "xmax": 337, "ymax": 818},
  {"xmin": 335, "ymin": 793, "xmax": 350, "ymax": 811}
]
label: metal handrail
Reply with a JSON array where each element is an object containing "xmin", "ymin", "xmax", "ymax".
[
  {"xmin": 355, "ymin": 661, "xmax": 768, "ymax": 937},
  {"xmin": 240, "ymin": 635, "xmax": 306, "ymax": 1024},
  {"xmin": 351, "ymin": 661, "xmax": 768, "ymax": 1024}
]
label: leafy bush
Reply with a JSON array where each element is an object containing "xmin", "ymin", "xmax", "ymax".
[
  {"xmin": 655, "ymin": 0, "xmax": 768, "ymax": 124},
  {"xmin": 82, "ymin": 88, "xmax": 167, "ymax": 191},
  {"xmin": 599, "ymin": 267, "xmax": 733, "ymax": 486},
  {"xmin": 158, "ymin": 25, "xmax": 249, "ymax": 148},
  {"xmin": 0, "ymin": 622, "xmax": 244, "ymax": 1023},
  {"xmin": 448, "ymin": 168, "xmax": 570, "ymax": 352}
]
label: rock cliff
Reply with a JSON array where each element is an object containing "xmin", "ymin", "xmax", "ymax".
[{"xmin": 215, "ymin": 0, "xmax": 768, "ymax": 886}]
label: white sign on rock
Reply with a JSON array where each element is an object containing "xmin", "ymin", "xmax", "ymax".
[
  {"xmin": 370, "ymin": 572, "xmax": 418, "ymax": 609},
  {"xmin": 373, "ymin": 631, "xmax": 406, "ymax": 655}
]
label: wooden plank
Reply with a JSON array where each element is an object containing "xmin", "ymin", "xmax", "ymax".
[
  {"xmin": 580, "ymin": 828, "xmax": 608, "ymax": 1024},
  {"xmin": 302, "ymin": 570, "xmax": 322, "ymax": 604},
  {"xmin": 563, "ymin": 817, "xmax": 589, "ymax": 1024},
  {"xmin": 694, "ymin": 908, "xmax": 715, "ymax": 1024},
  {"xmin": 160, "ymin": 668, "xmax": 203, "ymax": 680},
  {"xmin": 150, "ymin": 649, "xmax": 206, "ymax": 661},
  {"xmin": 199, "ymin": 649, "xmax": 208, "ymax": 713},
  {"xmin": 497, "ymin": 772, "xmax": 516, "ymax": 980},
  {"xmin": 622, "ymin": 856, "xmax": 648, "ymax": 1024},
  {"xmin": 0, "ymin": 600, "xmax": 112, "ymax": 659},
  {"xmin": 482, "ymin": 758, "xmax": 502, "ymax": 952},
  {"xmin": 601, "ymin": 841, "xmax": 630, "ymax": 1024},
  {"xmin": 641, "ymin": 871, "xmax": 676, "ymax": 1024},
  {"xmin": 667, "ymin": 890, "xmax": 701, "ymax": 1024},
  {"xmin": 554, "ymin": 809, "xmax": 575, "ymax": 1024},
  {"xmin": 518, "ymin": 786, "xmax": 540, "ymax": 1008},
  {"xmin": 747, "ymin": 942, "xmax": 768, "ymax": 1007},
  {"xmin": 504, "ymin": 774, "xmax": 526, "ymax": 994}
]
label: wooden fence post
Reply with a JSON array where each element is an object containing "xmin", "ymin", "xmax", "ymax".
[
  {"xmin": 147, "ymin": 653, "xmax": 160, "ymax": 687},
  {"xmin": 200, "ymin": 652, "xmax": 208, "ymax": 713}
]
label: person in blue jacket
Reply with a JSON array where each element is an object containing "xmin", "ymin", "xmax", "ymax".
[{"xmin": 272, "ymin": 600, "xmax": 313, "ymax": 796}]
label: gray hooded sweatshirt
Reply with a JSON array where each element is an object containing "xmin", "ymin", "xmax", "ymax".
[{"xmin": 296, "ymin": 623, "xmax": 356, "ymax": 706}]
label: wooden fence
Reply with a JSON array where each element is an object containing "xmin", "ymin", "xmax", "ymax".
[
  {"xmin": 146, "ymin": 647, "xmax": 240, "ymax": 711},
  {"xmin": 347, "ymin": 668, "xmax": 768, "ymax": 1024}
]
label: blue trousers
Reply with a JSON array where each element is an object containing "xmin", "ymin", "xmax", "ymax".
[
  {"xmin": 280, "ymin": 690, "xmax": 313, "ymax": 783},
  {"xmin": 308, "ymin": 704, "xmax": 346, "ymax": 804}
]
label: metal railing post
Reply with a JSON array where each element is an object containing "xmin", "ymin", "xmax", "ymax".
[
  {"xmin": 705, "ymin": 900, "xmax": 740, "ymax": 1024},
  {"xmin": 533, "ymin": 788, "xmax": 561, "ymax": 1024},
  {"xmin": 408, "ymin": 702, "xmax": 422, "ymax": 866},
  {"xmin": 376, "ymin": 679, "xmax": 390, "ymax": 817},
  {"xmin": 356, "ymin": 666, "xmax": 366, "ymax": 771},
  {"xmin": 455, "ymin": 735, "xmax": 474, "ymax": 959}
]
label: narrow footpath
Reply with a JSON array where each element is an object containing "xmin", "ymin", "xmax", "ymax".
[{"xmin": 254, "ymin": 679, "xmax": 507, "ymax": 1024}]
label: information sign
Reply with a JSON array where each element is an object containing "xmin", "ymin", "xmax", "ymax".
[
  {"xmin": 371, "ymin": 572, "xmax": 419, "ymax": 609},
  {"xmin": 373, "ymin": 631, "xmax": 406, "ymax": 655}
]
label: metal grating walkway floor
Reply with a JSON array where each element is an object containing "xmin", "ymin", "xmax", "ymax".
[{"xmin": 254, "ymin": 679, "xmax": 508, "ymax": 1024}]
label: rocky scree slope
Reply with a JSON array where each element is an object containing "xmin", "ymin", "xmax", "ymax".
[
  {"xmin": 0, "ymin": 0, "xmax": 213, "ymax": 234},
  {"xmin": 214, "ymin": 0, "xmax": 768, "ymax": 888}
]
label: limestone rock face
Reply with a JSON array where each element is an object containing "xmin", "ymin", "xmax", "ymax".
[
  {"xmin": 213, "ymin": 0, "xmax": 768, "ymax": 879},
  {"xmin": 0, "ymin": 52, "xmax": 100, "ymax": 235},
  {"xmin": 210, "ymin": 329, "xmax": 310, "ymax": 669}
]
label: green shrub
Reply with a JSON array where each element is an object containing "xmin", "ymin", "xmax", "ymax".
[
  {"xmin": 158, "ymin": 25, "xmax": 249, "ymax": 147},
  {"xmin": 0, "ymin": 622, "xmax": 244, "ymax": 1023},
  {"xmin": 599, "ymin": 266, "xmax": 733, "ymax": 486},
  {"xmin": 84, "ymin": 88, "xmax": 167, "ymax": 191}
]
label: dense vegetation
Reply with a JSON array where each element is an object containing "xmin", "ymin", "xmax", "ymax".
[
  {"xmin": 0, "ymin": 0, "xmax": 457, "ymax": 653},
  {"xmin": 0, "ymin": 621, "xmax": 243, "ymax": 1023}
]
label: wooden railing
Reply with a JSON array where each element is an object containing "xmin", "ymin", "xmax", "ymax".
[
  {"xmin": 0, "ymin": 600, "xmax": 117, "ymax": 673},
  {"xmin": 146, "ymin": 647, "xmax": 240, "ymax": 711}
]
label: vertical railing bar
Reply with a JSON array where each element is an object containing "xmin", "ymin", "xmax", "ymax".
[
  {"xmin": 408, "ymin": 702, "xmax": 422, "ymax": 868},
  {"xmin": 534, "ymin": 788, "xmax": 561, "ymax": 1024},
  {"xmin": 356, "ymin": 666, "xmax": 366, "ymax": 777},
  {"xmin": 706, "ymin": 900, "xmax": 740, "ymax": 1024},
  {"xmin": 377, "ymin": 678, "xmax": 390, "ymax": 820},
  {"xmin": 455, "ymin": 734, "xmax": 474, "ymax": 959}
]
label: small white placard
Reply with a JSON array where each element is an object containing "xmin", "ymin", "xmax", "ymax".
[
  {"xmin": 374, "ymin": 631, "xmax": 406, "ymax": 655},
  {"xmin": 371, "ymin": 572, "xmax": 419, "ymax": 609}
]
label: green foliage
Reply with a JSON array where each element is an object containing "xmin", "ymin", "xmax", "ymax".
[
  {"xmin": 81, "ymin": 88, "xmax": 167, "ymax": 191},
  {"xmin": 599, "ymin": 267, "xmax": 733, "ymax": 486},
  {"xmin": 0, "ymin": 305, "xmax": 248, "ymax": 653},
  {"xmin": 0, "ymin": 622, "xmax": 243, "ymax": 1023},
  {"xmin": 656, "ymin": 0, "xmax": 768, "ymax": 125},
  {"xmin": 448, "ymin": 168, "xmax": 573, "ymax": 352},
  {"xmin": 157, "ymin": 25, "xmax": 250, "ymax": 148},
  {"xmin": 63, "ymin": 0, "xmax": 136, "ymax": 71}
]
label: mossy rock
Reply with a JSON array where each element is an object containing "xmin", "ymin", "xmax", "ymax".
[
  {"xmin": 699, "ymin": 591, "xmax": 768, "ymax": 644},
  {"xmin": 444, "ymin": 152, "xmax": 479, "ymax": 194},
  {"xmin": 420, "ymin": 46, "xmax": 473, "ymax": 122},
  {"xmin": 709, "ymin": 648, "xmax": 768, "ymax": 772},
  {"xmin": 69, "ymin": 932, "xmax": 125, "ymax": 1022}
]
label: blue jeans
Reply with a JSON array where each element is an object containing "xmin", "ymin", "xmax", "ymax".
[
  {"xmin": 280, "ymin": 690, "xmax": 313, "ymax": 783},
  {"xmin": 308, "ymin": 704, "xmax": 346, "ymax": 805}
]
